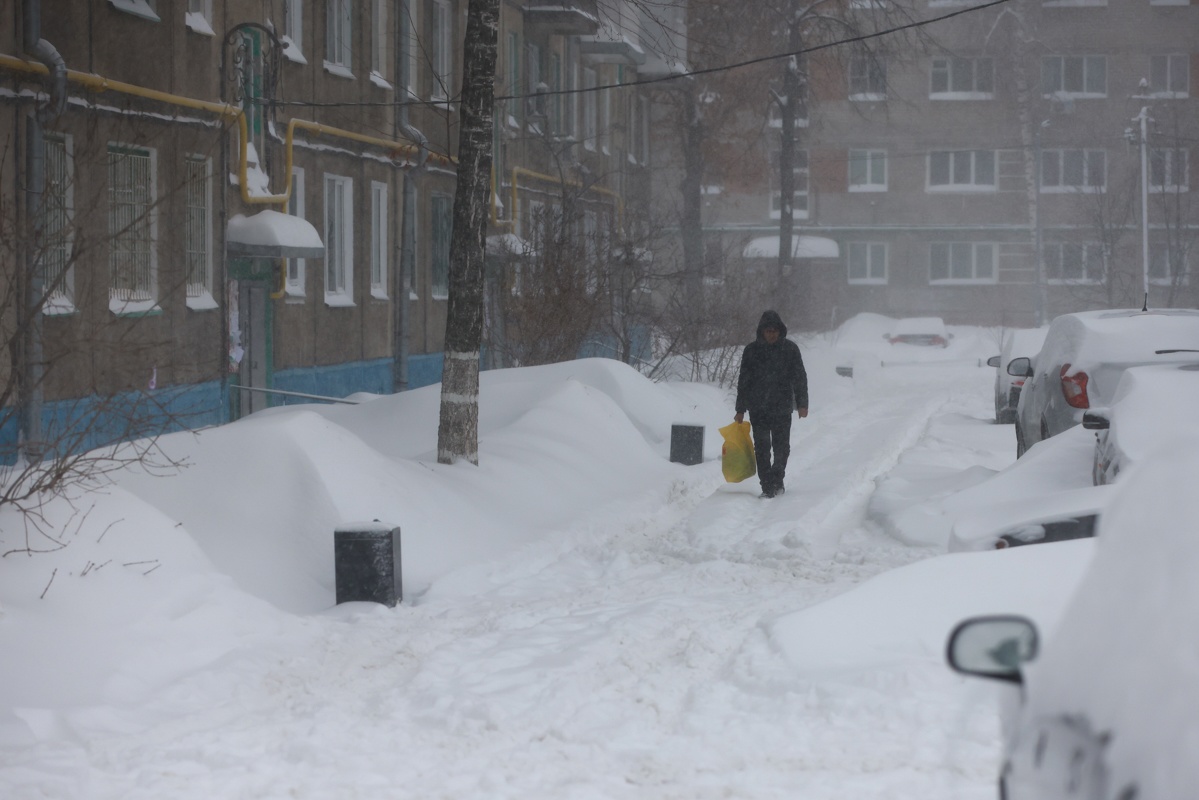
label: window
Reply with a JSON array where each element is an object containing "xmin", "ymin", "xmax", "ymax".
[
  {"xmin": 767, "ymin": 84, "xmax": 809, "ymax": 127},
  {"xmin": 42, "ymin": 135, "xmax": 74, "ymax": 313},
  {"xmin": 1041, "ymin": 149, "xmax": 1106, "ymax": 191},
  {"xmin": 1149, "ymin": 55, "xmax": 1189, "ymax": 97},
  {"xmin": 283, "ymin": 0, "xmax": 305, "ymax": 63},
  {"xmin": 1150, "ymin": 148, "xmax": 1189, "ymax": 191},
  {"xmin": 108, "ymin": 144, "xmax": 157, "ymax": 311},
  {"xmin": 1044, "ymin": 243, "xmax": 1105, "ymax": 284},
  {"xmin": 769, "ymin": 148, "xmax": 809, "ymax": 219},
  {"xmin": 431, "ymin": 193, "xmax": 452, "ymax": 298},
  {"xmin": 324, "ymin": 174, "xmax": 354, "ymax": 305},
  {"xmin": 582, "ymin": 67, "xmax": 597, "ymax": 148},
  {"xmin": 1149, "ymin": 244, "xmax": 1189, "ymax": 285},
  {"xmin": 370, "ymin": 181, "xmax": 388, "ymax": 298},
  {"xmin": 239, "ymin": 30, "xmax": 267, "ymax": 170},
  {"xmin": 1042, "ymin": 55, "xmax": 1106, "ymax": 97},
  {"xmin": 325, "ymin": 0, "xmax": 352, "ymax": 76},
  {"xmin": 849, "ymin": 149, "xmax": 887, "ymax": 191},
  {"xmin": 185, "ymin": 0, "xmax": 213, "ymax": 35},
  {"xmin": 930, "ymin": 57, "xmax": 993, "ymax": 97},
  {"xmin": 599, "ymin": 81, "xmax": 611, "ymax": 154},
  {"xmin": 402, "ymin": 0, "xmax": 419, "ymax": 96},
  {"xmin": 526, "ymin": 43, "xmax": 542, "ymax": 120},
  {"xmin": 432, "ymin": 0, "xmax": 453, "ymax": 101},
  {"xmin": 371, "ymin": 0, "xmax": 391, "ymax": 87},
  {"xmin": 184, "ymin": 155, "xmax": 214, "ymax": 307},
  {"xmin": 549, "ymin": 53, "xmax": 563, "ymax": 135},
  {"xmin": 287, "ymin": 166, "xmax": 306, "ymax": 296},
  {"xmin": 566, "ymin": 55, "xmax": 579, "ymax": 139},
  {"xmin": 928, "ymin": 150, "xmax": 996, "ymax": 190},
  {"xmin": 929, "ymin": 242, "xmax": 995, "ymax": 283},
  {"xmin": 506, "ymin": 32, "xmax": 521, "ymax": 126},
  {"xmin": 848, "ymin": 56, "xmax": 886, "ymax": 99},
  {"xmin": 848, "ymin": 242, "xmax": 887, "ymax": 284}
]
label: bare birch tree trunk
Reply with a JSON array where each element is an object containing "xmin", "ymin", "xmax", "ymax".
[{"xmin": 436, "ymin": 0, "xmax": 499, "ymax": 465}]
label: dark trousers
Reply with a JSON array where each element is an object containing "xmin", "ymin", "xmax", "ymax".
[{"xmin": 750, "ymin": 412, "xmax": 792, "ymax": 492}]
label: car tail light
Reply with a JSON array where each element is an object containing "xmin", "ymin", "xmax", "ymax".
[
  {"xmin": 931, "ymin": 336, "xmax": 947, "ymax": 347},
  {"xmin": 1059, "ymin": 364, "xmax": 1090, "ymax": 409}
]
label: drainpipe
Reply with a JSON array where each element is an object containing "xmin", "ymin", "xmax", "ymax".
[
  {"xmin": 20, "ymin": 0, "xmax": 67, "ymax": 462},
  {"xmin": 394, "ymin": 1, "xmax": 430, "ymax": 393}
]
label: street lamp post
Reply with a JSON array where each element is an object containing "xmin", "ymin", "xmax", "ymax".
[{"xmin": 1134, "ymin": 106, "xmax": 1151, "ymax": 310}]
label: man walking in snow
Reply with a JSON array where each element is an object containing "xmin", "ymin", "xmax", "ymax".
[{"xmin": 734, "ymin": 310, "xmax": 808, "ymax": 498}]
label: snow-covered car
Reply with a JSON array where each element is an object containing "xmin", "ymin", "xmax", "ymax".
[
  {"xmin": 947, "ymin": 484, "xmax": 1113, "ymax": 552},
  {"xmin": 946, "ymin": 444, "xmax": 1199, "ymax": 800},
  {"xmin": 885, "ymin": 316, "xmax": 951, "ymax": 347},
  {"xmin": 832, "ymin": 313, "xmax": 988, "ymax": 377},
  {"xmin": 993, "ymin": 328, "xmax": 1049, "ymax": 424},
  {"xmin": 1082, "ymin": 362, "xmax": 1199, "ymax": 485},
  {"xmin": 1014, "ymin": 308, "xmax": 1199, "ymax": 457}
]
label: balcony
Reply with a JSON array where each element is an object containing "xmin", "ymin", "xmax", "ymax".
[
  {"xmin": 576, "ymin": 33, "xmax": 646, "ymax": 66},
  {"xmin": 523, "ymin": 2, "xmax": 600, "ymax": 36}
]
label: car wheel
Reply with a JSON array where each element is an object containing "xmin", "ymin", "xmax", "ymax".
[{"xmin": 1016, "ymin": 424, "xmax": 1026, "ymax": 458}]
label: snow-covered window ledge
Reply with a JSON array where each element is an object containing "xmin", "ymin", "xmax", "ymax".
[
  {"xmin": 848, "ymin": 93, "xmax": 886, "ymax": 102},
  {"xmin": 323, "ymin": 61, "xmax": 355, "ymax": 80},
  {"xmin": 324, "ymin": 294, "xmax": 356, "ymax": 308},
  {"xmin": 369, "ymin": 71, "xmax": 393, "ymax": 90},
  {"xmin": 185, "ymin": 12, "xmax": 215, "ymax": 36},
  {"xmin": 370, "ymin": 287, "xmax": 389, "ymax": 301},
  {"xmin": 42, "ymin": 297, "xmax": 77, "ymax": 316},
  {"xmin": 186, "ymin": 291, "xmax": 220, "ymax": 311},
  {"xmin": 109, "ymin": 0, "xmax": 160, "ymax": 21},
  {"xmin": 282, "ymin": 36, "xmax": 308, "ymax": 65},
  {"xmin": 110, "ymin": 299, "xmax": 162, "ymax": 316},
  {"xmin": 930, "ymin": 92, "xmax": 993, "ymax": 101}
]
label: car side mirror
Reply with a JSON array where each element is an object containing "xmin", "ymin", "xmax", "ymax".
[
  {"xmin": 1007, "ymin": 357, "xmax": 1033, "ymax": 378},
  {"xmin": 946, "ymin": 615, "xmax": 1038, "ymax": 684},
  {"xmin": 987, "ymin": 355, "xmax": 1001, "ymax": 368},
  {"xmin": 1082, "ymin": 409, "xmax": 1111, "ymax": 430}
]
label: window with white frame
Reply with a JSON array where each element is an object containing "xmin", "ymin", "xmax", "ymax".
[
  {"xmin": 929, "ymin": 242, "xmax": 995, "ymax": 283},
  {"xmin": 582, "ymin": 67, "xmax": 597, "ymax": 148},
  {"xmin": 42, "ymin": 134, "xmax": 74, "ymax": 312},
  {"xmin": 324, "ymin": 174, "xmax": 354, "ymax": 304},
  {"xmin": 283, "ymin": 0, "xmax": 305, "ymax": 62},
  {"xmin": 325, "ymin": 0, "xmax": 352, "ymax": 75},
  {"xmin": 403, "ymin": 1, "xmax": 419, "ymax": 97},
  {"xmin": 1149, "ymin": 243, "xmax": 1189, "ymax": 285},
  {"xmin": 370, "ymin": 181, "xmax": 388, "ymax": 298},
  {"xmin": 108, "ymin": 145, "xmax": 157, "ymax": 311},
  {"xmin": 847, "ymin": 242, "xmax": 887, "ymax": 284},
  {"xmin": 599, "ymin": 82, "xmax": 611, "ymax": 154},
  {"xmin": 1044, "ymin": 242, "xmax": 1105, "ymax": 284},
  {"xmin": 930, "ymin": 57, "xmax": 993, "ymax": 97},
  {"xmin": 431, "ymin": 193, "xmax": 452, "ymax": 298},
  {"xmin": 186, "ymin": 0, "xmax": 213, "ymax": 35},
  {"xmin": 526, "ymin": 43, "xmax": 542, "ymax": 120},
  {"xmin": 566, "ymin": 56, "xmax": 579, "ymax": 139},
  {"xmin": 287, "ymin": 166, "xmax": 306, "ymax": 296},
  {"xmin": 849, "ymin": 149, "xmax": 887, "ymax": 191},
  {"xmin": 371, "ymin": 0, "xmax": 391, "ymax": 87},
  {"xmin": 1041, "ymin": 149, "xmax": 1106, "ymax": 191},
  {"xmin": 767, "ymin": 83, "xmax": 809, "ymax": 127},
  {"xmin": 505, "ymin": 32, "xmax": 521, "ymax": 126},
  {"xmin": 1149, "ymin": 55, "xmax": 1189, "ymax": 97},
  {"xmin": 848, "ymin": 56, "xmax": 886, "ymax": 100},
  {"xmin": 928, "ymin": 150, "xmax": 996, "ymax": 191},
  {"xmin": 1042, "ymin": 55, "xmax": 1106, "ymax": 97},
  {"xmin": 769, "ymin": 148, "xmax": 809, "ymax": 218},
  {"xmin": 184, "ymin": 155, "xmax": 214, "ymax": 306},
  {"xmin": 106, "ymin": 146, "xmax": 160, "ymax": 315},
  {"xmin": 432, "ymin": 0, "xmax": 453, "ymax": 101},
  {"xmin": 1150, "ymin": 147, "xmax": 1189, "ymax": 191}
]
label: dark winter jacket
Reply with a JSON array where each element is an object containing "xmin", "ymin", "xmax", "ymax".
[{"xmin": 735, "ymin": 311, "xmax": 809, "ymax": 418}]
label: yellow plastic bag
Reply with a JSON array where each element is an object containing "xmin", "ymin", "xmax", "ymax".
[{"xmin": 719, "ymin": 421, "xmax": 756, "ymax": 483}]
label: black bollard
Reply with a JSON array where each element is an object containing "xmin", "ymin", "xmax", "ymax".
[
  {"xmin": 334, "ymin": 524, "xmax": 402, "ymax": 607},
  {"xmin": 669, "ymin": 424, "xmax": 705, "ymax": 465}
]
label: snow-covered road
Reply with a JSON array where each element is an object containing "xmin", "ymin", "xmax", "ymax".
[{"xmin": 3, "ymin": 356, "xmax": 1037, "ymax": 799}]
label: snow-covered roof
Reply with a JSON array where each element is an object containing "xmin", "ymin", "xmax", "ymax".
[
  {"xmin": 742, "ymin": 235, "xmax": 840, "ymax": 260},
  {"xmin": 227, "ymin": 210, "xmax": 324, "ymax": 259}
]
